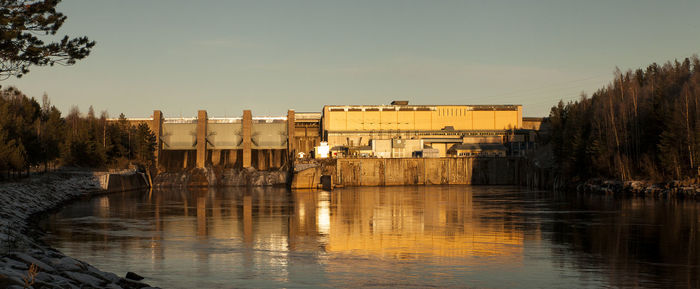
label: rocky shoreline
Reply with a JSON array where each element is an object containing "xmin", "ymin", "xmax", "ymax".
[
  {"xmin": 0, "ymin": 172, "xmax": 156, "ymax": 288},
  {"xmin": 577, "ymin": 178, "xmax": 700, "ymax": 199}
]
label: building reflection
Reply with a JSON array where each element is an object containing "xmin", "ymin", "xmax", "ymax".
[
  {"xmin": 42, "ymin": 185, "xmax": 700, "ymax": 288},
  {"xmin": 49, "ymin": 186, "xmax": 527, "ymax": 264}
]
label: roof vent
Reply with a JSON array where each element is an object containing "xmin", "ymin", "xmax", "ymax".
[{"xmin": 391, "ymin": 100, "xmax": 409, "ymax": 105}]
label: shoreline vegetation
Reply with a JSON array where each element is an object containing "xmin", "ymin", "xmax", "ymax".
[
  {"xmin": 541, "ymin": 56, "xmax": 700, "ymax": 187},
  {"xmin": 0, "ymin": 87, "xmax": 157, "ymax": 181},
  {"xmin": 576, "ymin": 178, "xmax": 700, "ymax": 199},
  {"xmin": 0, "ymin": 87, "xmax": 156, "ymax": 180}
]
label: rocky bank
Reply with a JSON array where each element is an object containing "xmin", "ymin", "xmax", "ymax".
[
  {"xmin": 0, "ymin": 172, "xmax": 156, "ymax": 288},
  {"xmin": 577, "ymin": 178, "xmax": 700, "ymax": 199}
]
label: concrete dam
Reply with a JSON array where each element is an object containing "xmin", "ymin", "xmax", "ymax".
[{"xmin": 119, "ymin": 102, "xmax": 544, "ymax": 188}]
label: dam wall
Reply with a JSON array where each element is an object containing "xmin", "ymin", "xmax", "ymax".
[
  {"xmin": 292, "ymin": 157, "xmax": 555, "ymax": 189},
  {"xmin": 335, "ymin": 157, "xmax": 524, "ymax": 186}
]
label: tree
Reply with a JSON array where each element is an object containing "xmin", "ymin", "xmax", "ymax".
[
  {"xmin": 0, "ymin": 0, "xmax": 95, "ymax": 79},
  {"xmin": 39, "ymin": 93, "xmax": 63, "ymax": 171},
  {"xmin": 544, "ymin": 56, "xmax": 700, "ymax": 181},
  {"xmin": 132, "ymin": 122, "xmax": 156, "ymax": 167}
]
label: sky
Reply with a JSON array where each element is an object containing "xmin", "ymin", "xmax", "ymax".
[{"xmin": 4, "ymin": 0, "xmax": 700, "ymax": 117}]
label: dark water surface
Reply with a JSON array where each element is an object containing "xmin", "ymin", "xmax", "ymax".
[{"xmin": 40, "ymin": 186, "xmax": 699, "ymax": 288}]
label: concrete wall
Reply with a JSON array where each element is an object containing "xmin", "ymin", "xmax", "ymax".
[
  {"xmin": 323, "ymin": 105, "xmax": 522, "ymax": 132},
  {"xmin": 96, "ymin": 172, "xmax": 150, "ymax": 193},
  {"xmin": 332, "ymin": 157, "xmax": 524, "ymax": 187},
  {"xmin": 154, "ymin": 168, "xmax": 289, "ymax": 187}
]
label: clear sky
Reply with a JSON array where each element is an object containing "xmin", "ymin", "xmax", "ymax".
[{"xmin": 4, "ymin": 0, "xmax": 700, "ymax": 117}]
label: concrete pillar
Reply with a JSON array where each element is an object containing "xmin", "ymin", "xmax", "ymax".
[
  {"xmin": 196, "ymin": 110, "xmax": 208, "ymax": 168},
  {"xmin": 183, "ymin": 151, "xmax": 188, "ymax": 169},
  {"xmin": 268, "ymin": 149, "xmax": 274, "ymax": 169},
  {"xmin": 242, "ymin": 110, "xmax": 252, "ymax": 168},
  {"xmin": 257, "ymin": 150, "xmax": 266, "ymax": 170},
  {"xmin": 152, "ymin": 110, "xmax": 163, "ymax": 169},
  {"xmin": 229, "ymin": 150, "xmax": 239, "ymax": 167},
  {"xmin": 287, "ymin": 110, "xmax": 295, "ymax": 158},
  {"xmin": 211, "ymin": 150, "xmax": 221, "ymax": 166},
  {"xmin": 273, "ymin": 149, "xmax": 281, "ymax": 169}
]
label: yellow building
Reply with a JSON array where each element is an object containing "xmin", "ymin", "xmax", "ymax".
[{"xmin": 321, "ymin": 102, "xmax": 523, "ymax": 156}]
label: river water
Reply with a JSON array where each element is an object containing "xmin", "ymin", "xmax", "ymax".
[{"xmin": 39, "ymin": 186, "xmax": 699, "ymax": 288}]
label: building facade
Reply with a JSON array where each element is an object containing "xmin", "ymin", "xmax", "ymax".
[{"xmin": 321, "ymin": 103, "xmax": 525, "ymax": 157}]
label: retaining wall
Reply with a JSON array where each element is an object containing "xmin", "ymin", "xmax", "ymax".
[
  {"xmin": 95, "ymin": 172, "xmax": 150, "ymax": 192},
  {"xmin": 291, "ymin": 157, "xmax": 541, "ymax": 188},
  {"xmin": 333, "ymin": 157, "xmax": 525, "ymax": 186}
]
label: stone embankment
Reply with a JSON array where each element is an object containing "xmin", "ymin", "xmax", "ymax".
[
  {"xmin": 577, "ymin": 179, "xmax": 700, "ymax": 199},
  {"xmin": 0, "ymin": 171, "xmax": 155, "ymax": 288}
]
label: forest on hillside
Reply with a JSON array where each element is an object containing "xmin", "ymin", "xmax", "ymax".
[
  {"xmin": 0, "ymin": 87, "xmax": 156, "ymax": 179},
  {"xmin": 545, "ymin": 56, "xmax": 700, "ymax": 182}
]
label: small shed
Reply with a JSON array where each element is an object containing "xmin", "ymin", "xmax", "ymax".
[
  {"xmin": 349, "ymin": 146, "xmax": 373, "ymax": 157},
  {"xmin": 413, "ymin": 148, "xmax": 440, "ymax": 158}
]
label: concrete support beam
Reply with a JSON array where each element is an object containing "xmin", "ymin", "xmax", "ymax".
[
  {"xmin": 212, "ymin": 150, "xmax": 221, "ymax": 166},
  {"xmin": 183, "ymin": 151, "xmax": 188, "ymax": 169},
  {"xmin": 152, "ymin": 110, "xmax": 163, "ymax": 169},
  {"xmin": 273, "ymin": 149, "xmax": 281, "ymax": 169},
  {"xmin": 196, "ymin": 110, "xmax": 208, "ymax": 168},
  {"xmin": 257, "ymin": 150, "xmax": 266, "ymax": 170},
  {"xmin": 229, "ymin": 150, "xmax": 239, "ymax": 167},
  {"xmin": 268, "ymin": 149, "xmax": 274, "ymax": 169},
  {"xmin": 242, "ymin": 110, "xmax": 252, "ymax": 168},
  {"xmin": 287, "ymin": 110, "xmax": 295, "ymax": 158}
]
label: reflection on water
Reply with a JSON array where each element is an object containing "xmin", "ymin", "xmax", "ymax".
[{"xmin": 40, "ymin": 186, "xmax": 699, "ymax": 288}]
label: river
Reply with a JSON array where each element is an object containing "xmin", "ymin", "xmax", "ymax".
[{"xmin": 39, "ymin": 186, "xmax": 699, "ymax": 288}]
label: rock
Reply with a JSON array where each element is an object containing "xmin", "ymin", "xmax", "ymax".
[
  {"xmin": 50, "ymin": 256, "xmax": 85, "ymax": 272},
  {"xmin": 64, "ymin": 271, "xmax": 106, "ymax": 288},
  {"xmin": 104, "ymin": 283, "xmax": 125, "ymax": 289},
  {"xmin": 578, "ymin": 178, "xmax": 700, "ymax": 199},
  {"xmin": 0, "ymin": 272, "xmax": 24, "ymax": 288},
  {"xmin": 10, "ymin": 252, "xmax": 56, "ymax": 273},
  {"xmin": 118, "ymin": 277, "xmax": 151, "ymax": 288},
  {"xmin": 1, "ymin": 257, "xmax": 28, "ymax": 270},
  {"xmin": 83, "ymin": 264, "xmax": 120, "ymax": 283},
  {"xmin": 34, "ymin": 271, "xmax": 55, "ymax": 283},
  {"xmin": 34, "ymin": 270, "xmax": 79, "ymax": 288},
  {"xmin": 93, "ymin": 270, "xmax": 121, "ymax": 283},
  {"xmin": 47, "ymin": 273, "xmax": 81, "ymax": 288},
  {"xmin": 126, "ymin": 271, "xmax": 145, "ymax": 280}
]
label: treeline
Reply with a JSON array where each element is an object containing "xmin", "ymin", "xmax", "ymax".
[
  {"xmin": 0, "ymin": 87, "xmax": 156, "ymax": 178},
  {"xmin": 546, "ymin": 56, "xmax": 700, "ymax": 182}
]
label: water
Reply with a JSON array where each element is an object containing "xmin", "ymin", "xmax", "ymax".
[{"xmin": 39, "ymin": 186, "xmax": 700, "ymax": 288}]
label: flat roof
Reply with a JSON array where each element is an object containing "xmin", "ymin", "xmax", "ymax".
[
  {"xmin": 295, "ymin": 112, "xmax": 322, "ymax": 120},
  {"xmin": 323, "ymin": 104, "xmax": 521, "ymax": 111}
]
